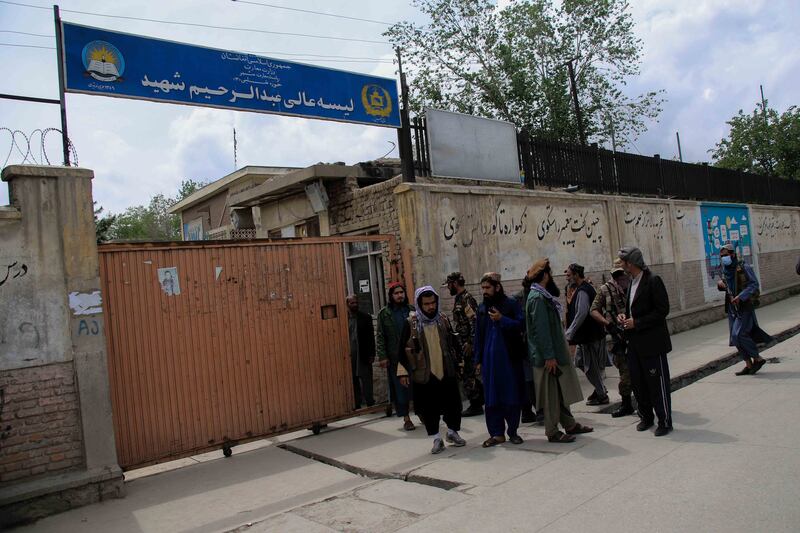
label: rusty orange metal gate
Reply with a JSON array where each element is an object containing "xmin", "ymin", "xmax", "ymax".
[{"xmin": 99, "ymin": 236, "xmax": 398, "ymax": 470}]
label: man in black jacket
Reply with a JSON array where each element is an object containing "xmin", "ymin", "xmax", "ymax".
[
  {"xmin": 347, "ymin": 295, "xmax": 376, "ymax": 409},
  {"xmin": 616, "ymin": 247, "xmax": 673, "ymax": 437}
]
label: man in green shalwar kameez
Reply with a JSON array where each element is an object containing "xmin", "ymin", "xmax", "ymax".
[{"xmin": 525, "ymin": 258, "xmax": 594, "ymax": 443}]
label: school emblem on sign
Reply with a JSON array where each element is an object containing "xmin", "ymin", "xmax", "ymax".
[
  {"xmin": 81, "ymin": 40, "xmax": 125, "ymax": 82},
  {"xmin": 361, "ymin": 84, "xmax": 392, "ymax": 118}
]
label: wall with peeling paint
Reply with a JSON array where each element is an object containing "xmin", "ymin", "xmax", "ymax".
[
  {"xmin": 395, "ymin": 181, "xmax": 800, "ymax": 330},
  {"xmin": 0, "ymin": 165, "xmax": 122, "ymax": 527}
]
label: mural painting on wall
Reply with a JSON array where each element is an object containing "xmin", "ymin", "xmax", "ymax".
[{"xmin": 699, "ymin": 203, "xmax": 755, "ymax": 299}]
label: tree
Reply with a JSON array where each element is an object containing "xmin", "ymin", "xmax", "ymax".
[
  {"xmin": 711, "ymin": 101, "xmax": 800, "ymax": 180},
  {"xmin": 94, "ymin": 202, "xmax": 116, "ymax": 243},
  {"xmin": 385, "ymin": 0, "xmax": 664, "ymax": 147},
  {"xmin": 102, "ymin": 179, "xmax": 208, "ymax": 242}
]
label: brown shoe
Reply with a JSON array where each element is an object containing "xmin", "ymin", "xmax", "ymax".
[
  {"xmin": 547, "ymin": 431, "xmax": 576, "ymax": 443},
  {"xmin": 565, "ymin": 423, "xmax": 594, "ymax": 435}
]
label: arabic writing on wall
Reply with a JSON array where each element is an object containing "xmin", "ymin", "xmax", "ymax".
[
  {"xmin": 756, "ymin": 213, "xmax": 794, "ymax": 239},
  {"xmin": 535, "ymin": 205, "xmax": 604, "ymax": 248},
  {"xmin": 623, "ymin": 206, "xmax": 667, "ymax": 240},
  {"xmin": 443, "ymin": 201, "xmax": 528, "ymax": 248},
  {"xmin": 0, "ymin": 262, "xmax": 28, "ymax": 287}
]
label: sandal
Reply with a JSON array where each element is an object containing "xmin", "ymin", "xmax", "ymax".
[
  {"xmin": 508, "ymin": 434, "xmax": 524, "ymax": 445},
  {"xmin": 750, "ymin": 358, "xmax": 766, "ymax": 375},
  {"xmin": 482, "ymin": 436, "xmax": 506, "ymax": 448},
  {"xmin": 403, "ymin": 420, "xmax": 416, "ymax": 431},
  {"xmin": 565, "ymin": 423, "xmax": 594, "ymax": 435},
  {"xmin": 547, "ymin": 431, "xmax": 576, "ymax": 443}
]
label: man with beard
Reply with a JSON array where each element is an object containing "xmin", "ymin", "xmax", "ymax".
[
  {"xmin": 514, "ymin": 278, "xmax": 543, "ymax": 425},
  {"xmin": 398, "ymin": 286, "xmax": 467, "ymax": 454},
  {"xmin": 347, "ymin": 294, "xmax": 375, "ymax": 410},
  {"xmin": 474, "ymin": 273, "xmax": 527, "ymax": 447},
  {"xmin": 590, "ymin": 259, "xmax": 635, "ymax": 417},
  {"xmin": 526, "ymin": 259, "xmax": 593, "ymax": 443},
  {"xmin": 564, "ymin": 263, "xmax": 610, "ymax": 406},
  {"xmin": 717, "ymin": 243, "xmax": 773, "ymax": 375},
  {"xmin": 444, "ymin": 272, "xmax": 483, "ymax": 417},
  {"xmin": 376, "ymin": 282, "xmax": 415, "ymax": 431},
  {"xmin": 617, "ymin": 247, "xmax": 673, "ymax": 436}
]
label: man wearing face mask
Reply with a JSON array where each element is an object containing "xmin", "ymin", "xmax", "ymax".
[
  {"xmin": 398, "ymin": 286, "xmax": 467, "ymax": 454},
  {"xmin": 717, "ymin": 243, "xmax": 773, "ymax": 376},
  {"xmin": 590, "ymin": 259, "xmax": 635, "ymax": 418}
]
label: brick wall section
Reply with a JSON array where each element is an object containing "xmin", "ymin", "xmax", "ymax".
[
  {"xmin": 758, "ymin": 250, "xmax": 800, "ymax": 291},
  {"xmin": 0, "ymin": 362, "xmax": 84, "ymax": 485},
  {"xmin": 327, "ymin": 176, "xmax": 402, "ymax": 259}
]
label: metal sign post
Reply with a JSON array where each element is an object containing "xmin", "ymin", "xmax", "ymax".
[{"xmin": 53, "ymin": 5, "xmax": 71, "ymax": 166}]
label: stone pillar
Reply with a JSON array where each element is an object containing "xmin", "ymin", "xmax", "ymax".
[{"xmin": 0, "ymin": 165, "xmax": 123, "ymax": 527}]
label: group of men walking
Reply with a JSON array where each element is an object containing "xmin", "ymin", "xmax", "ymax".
[{"xmin": 348, "ymin": 242, "xmax": 773, "ymax": 454}]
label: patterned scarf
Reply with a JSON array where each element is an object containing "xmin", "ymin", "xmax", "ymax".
[
  {"xmin": 530, "ymin": 283, "xmax": 563, "ymax": 317},
  {"xmin": 413, "ymin": 285, "xmax": 441, "ymax": 333}
]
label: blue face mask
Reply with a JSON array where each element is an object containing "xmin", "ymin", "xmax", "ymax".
[{"xmin": 721, "ymin": 255, "xmax": 733, "ymax": 267}]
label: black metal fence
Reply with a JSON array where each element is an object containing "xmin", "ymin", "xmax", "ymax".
[{"xmin": 408, "ymin": 118, "xmax": 800, "ymax": 206}]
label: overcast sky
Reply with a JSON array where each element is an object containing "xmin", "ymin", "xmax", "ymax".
[{"xmin": 1, "ymin": 0, "xmax": 797, "ymax": 213}]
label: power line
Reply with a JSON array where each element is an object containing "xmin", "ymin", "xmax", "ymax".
[
  {"xmin": 0, "ymin": 29, "xmax": 52, "ymax": 38},
  {"xmin": 231, "ymin": 0, "xmax": 393, "ymax": 26},
  {"xmin": 0, "ymin": 42, "xmax": 54, "ymax": 49},
  {"xmin": 0, "ymin": 42, "xmax": 391, "ymax": 63},
  {"xmin": 0, "ymin": 0, "xmax": 389, "ymax": 45}
]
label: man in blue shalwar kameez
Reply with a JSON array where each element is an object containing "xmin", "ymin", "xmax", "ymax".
[{"xmin": 474, "ymin": 272, "xmax": 527, "ymax": 447}]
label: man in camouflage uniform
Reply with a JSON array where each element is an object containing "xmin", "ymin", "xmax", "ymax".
[
  {"xmin": 444, "ymin": 272, "xmax": 484, "ymax": 416},
  {"xmin": 589, "ymin": 260, "xmax": 635, "ymax": 418}
]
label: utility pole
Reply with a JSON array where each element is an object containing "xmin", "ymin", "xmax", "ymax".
[
  {"xmin": 565, "ymin": 58, "xmax": 586, "ymax": 146},
  {"xmin": 676, "ymin": 131, "xmax": 683, "ymax": 162},
  {"xmin": 395, "ymin": 48, "xmax": 415, "ymax": 183}
]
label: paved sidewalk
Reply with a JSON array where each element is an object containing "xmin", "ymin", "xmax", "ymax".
[
  {"xmin": 244, "ymin": 328, "xmax": 800, "ymax": 533},
  {"xmin": 17, "ymin": 295, "xmax": 800, "ymax": 533}
]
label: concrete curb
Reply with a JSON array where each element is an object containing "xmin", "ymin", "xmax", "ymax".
[{"xmin": 598, "ymin": 322, "xmax": 800, "ymax": 415}]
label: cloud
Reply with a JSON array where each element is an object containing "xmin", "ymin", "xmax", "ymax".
[{"xmin": 1, "ymin": 0, "xmax": 798, "ymax": 212}]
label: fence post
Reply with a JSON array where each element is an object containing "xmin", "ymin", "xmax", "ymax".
[
  {"xmin": 591, "ymin": 142, "xmax": 601, "ymax": 192},
  {"xmin": 654, "ymin": 154, "xmax": 664, "ymax": 196},
  {"xmin": 702, "ymin": 163, "xmax": 712, "ymax": 200},
  {"xmin": 738, "ymin": 172, "xmax": 746, "ymax": 203},
  {"xmin": 518, "ymin": 130, "xmax": 534, "ymax": 189}
]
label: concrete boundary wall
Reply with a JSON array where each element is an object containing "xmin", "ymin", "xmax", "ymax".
[
  {"xmin": 395, "ymin": 181, "xmax": 800, "ymax": 330},
  {"xmin": 0, "ymin": 166, "xmax": 123, "ymax": 527}
]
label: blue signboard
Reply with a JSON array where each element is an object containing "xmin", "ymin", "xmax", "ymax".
[
  {"xmin": 699, "ymin": 202, "xmax": 755, "ymax": 288},
  {"xmin": 61, "ymin": 22, "xmax": 400, "ymax": 128}
]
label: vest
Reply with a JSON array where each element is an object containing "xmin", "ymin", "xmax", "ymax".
[{"xmin": 566, "ymin": 282, "xmax": 605, "ymax": 345}]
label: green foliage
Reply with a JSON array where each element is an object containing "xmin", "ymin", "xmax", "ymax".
[
  {"xmin": 711, "ymin": 101, "xmax": 800, "ymax": 180},
  {"xmin": 95, "ymin": 179, "xmax": 208, "ymax": 242},
  {"xmin": 94, "ymin": 202, "xmax": 116, "ymax": 243},
  {"xmin": 385, "ymin": 0, "xmax": 664, "ymax": 147}
]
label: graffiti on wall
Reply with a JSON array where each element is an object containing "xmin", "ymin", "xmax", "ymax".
[
  {"xmin": 623, "ymin": 206, "xmax": 667, "ymax": 241},
  {"xmin": 0, "ymin": 262, "xmax": 28, "ymax": 287},
  {"xmin": 535, "ymin": 205, "xmax": 603, "ymax": 248},
  {"xmin": 443, "ymin": 201, "xmax": 529, "ymax": 248},
  {"xmin": 752, "ymin": 210, "xmax": 800, "ymax": 254}
]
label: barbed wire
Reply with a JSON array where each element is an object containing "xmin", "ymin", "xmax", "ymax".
[{"xmin": 1, "ymin": 127, "xmax": 78, "ymax": 168}]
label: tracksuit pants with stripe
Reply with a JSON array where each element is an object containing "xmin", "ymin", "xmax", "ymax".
[{"xmin": 627, "ymin": 349, "xmax": 672, "ymax": 428}]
